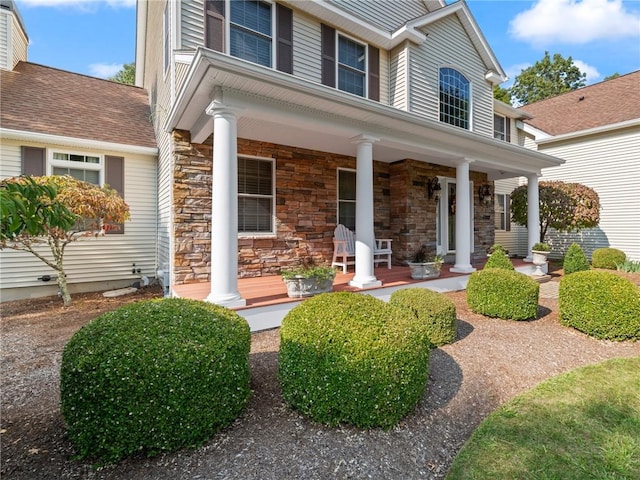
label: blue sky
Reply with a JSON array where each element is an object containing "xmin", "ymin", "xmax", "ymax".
[{"xmin": 14, "ymin": 0, "xmax": 640, "ymax": 86}]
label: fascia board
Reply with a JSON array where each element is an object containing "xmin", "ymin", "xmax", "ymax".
[{"xmin": 0, "ymin": 128, "xmax": 159, "ymax": 156}]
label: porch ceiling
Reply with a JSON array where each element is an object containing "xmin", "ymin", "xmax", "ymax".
[{"xmin": 167, "ymin": 49, "xmax": 564, "ymax": 180}]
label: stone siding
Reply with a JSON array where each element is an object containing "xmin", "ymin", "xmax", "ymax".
[{"xmin": 172, "ymin": 130, "xmax": 493, "ymax": 284}]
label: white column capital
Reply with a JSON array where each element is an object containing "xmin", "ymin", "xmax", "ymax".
[
  {"xmin": 452, "ymin": 157, "xmax": 474, "ymax": 167},
  {"xmin": 350, "ymin": 134, "xmax": 380, "ymax": 145},
  {"xmin": 205, "ymin": 100, "xmax": 242, "ymax": 118}
]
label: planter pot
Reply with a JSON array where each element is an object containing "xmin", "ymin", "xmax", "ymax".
[
  {"xmin": 408, "ymin": 262, "xmax": 441, "ymax": 280},
  {"xmin": 531, "ymin": 250, "xmax": 549, "ymax": 276},
  {"xmin": 283, "ymin": 276, "xmax": 334, "ymax": 298}
]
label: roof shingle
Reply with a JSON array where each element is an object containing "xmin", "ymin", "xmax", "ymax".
[
  {"xmin": 1, "ymin": 62, "xmax": 157, "ymax": 149},
  {"xmin": 520, "ymin": 70, "xmax": 640, "ymax": 136}
]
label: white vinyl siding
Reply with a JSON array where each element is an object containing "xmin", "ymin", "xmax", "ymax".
[
  {"xmin": 0, "ymin": 11, "xmax": 8, "ymax": 70},
  {"xmin": 0, "ymin": 140, "xmax": 158, "ymax": 296},
  {"xmin": 292, "ymin": 11, "xmax": 321, "ymax": 82},
  {"xmin": 539, "ymin": 127, "xmax": 640, "ymax": 261},
  {"xmin": 493, "ymin": 176, "xmax": 528, "ymax": 257},
  {"xmin": 409, "ymin": 15, "xmax": 493, "ymax": 136},
  {"xmin": 181, "ymin": 0, "xmax": 205, "ymax": 51},
  {"xmin": 329, "ymin": 0, "xmax": 428, "ymax": 31},
  {"xmin": 389, "ymin": 43, "xmax": 409, "ymax": 110}
]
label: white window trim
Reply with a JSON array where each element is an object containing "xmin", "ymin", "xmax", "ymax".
[
  {"xmin": 495, "ymin": 193, "xmax": 507, "ymax": 231},
  {"xmin": 494, "ymin": 113, "xmax": 507, "ymax": 141},
  {"xmin": 438, "ymin": 65, "xmax": 473, "ymax": 131},
  {"xmin": 49, "ymin": 149, "xmax": 104, "ymax": 186},
  {"xmin": 163, "ymin": 1, "xmax": 170, "ymax": 75},
  {"xmin": 237, "ymin": 154, "xmax": 276, "ymax": 238},
  {"xmin": 226, "ymin": 0, "xmax": 276, "ymax": 69},
  {"xmin": 335, "ymin": 31, "xmax": 368, "ymax": 98},
  {"xmin": 337, "ymin": 167, "xmax": 357, "ymax": 230}
]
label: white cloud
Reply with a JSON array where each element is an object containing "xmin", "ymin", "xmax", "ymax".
[
  {"xmin": 573, "ymin": 59, "xmax": 602, "ymax": 84},
  {"xmin": 503, "ymin": 62, "xmax": 532, "ymax": 86},
  {"xmin": 509, "ymin": 0, "xmax": 640, "ymax": 46},
  {"xmin": 89, "ymin": 62, "xmax": 122, "ymax": 78},
  {"xmin": 18, "ymin": 0, "xmax": 135, "ymax": 8}
]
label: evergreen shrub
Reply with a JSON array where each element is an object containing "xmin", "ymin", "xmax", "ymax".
[
  {"xmin": 559, "ymin": 270, "xmax": 640, "ymax": 341},
  {"xmin": 279, "ymin": 292, "xmax": 431, "ymax": 429},
  {"xmin": 60, "ymin": 298, "xmax": 251, "ymax": 463},
  {"xmin": 466, "ymin": 269, "xmax": 539, "ymax": 320},
  {"xmin": 563, "ymin": 243, "xmax": 590, "ymax": 274},
  {"xmin": 591, "ymin": 248, "xmax": 626, "ymax": 270},
  {"xmin": 484, "ymin": 244, "xmax": 515, "ymax": 270},
  {"xmin": 389, "ymin": 288, "xmax": 457, "ymax": 346}
]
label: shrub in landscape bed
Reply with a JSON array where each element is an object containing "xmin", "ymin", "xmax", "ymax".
[
  {"xmin": 60, "ymin": 298, "xmax": 251, "ymax": 463},
  {"xmin": 591, "ymin": 247, "xmax": 626, "ymax": 270},
  {"xmin": 466, "ymin": 269, "xmax": 539, "ymax": 320},
  {"xmin": 484, "ymin": 245, "xmax": 515, "ymax": 270},
  {"xmin": 559, "ymin": 270, "xmax": 640, "ymax": 341},
  {"xmin": 389, "ymin": 288, "xmax": 457, "ymax": 346},
  {"xmin": 563, "ymin": 242, "xmax": 590, "ymax": 274},
  {"xmin": 279, "ymin": 291, "xmax": 431, "ymax": 429}
]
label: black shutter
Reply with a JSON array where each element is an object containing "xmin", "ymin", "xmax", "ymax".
[
  {"xmin": 321, "ymin": 24, "xmax": 336, "ymax": 87},
  {"xmin": 505, "ymin": 194, "xmax": 511, "ymax": 231},
  {"xmin": 506, "ymin": 118, "xmax": 511, "ymax": 143},
  {"xmin": 205, "ymin": 0, "xmax": 225, "ymax": 52},
  {"xmin": 276, "ymin": 3, "xmax": 293, "ymax": 74},
  {"xmin": 105, "ymin": 156, "xmax": 125, "ymax": 235},
  {"xmin": 368, "ymin": 45, "xmax": 380, "ymax": 101},
  {"xmin": 21, "ymin": 146, "xmax": 46, "ymax": 176}
]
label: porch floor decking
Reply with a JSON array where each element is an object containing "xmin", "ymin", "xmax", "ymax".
[{"xmin": 173, "ymin": 258, "xmax": 531, "ymax": 310}]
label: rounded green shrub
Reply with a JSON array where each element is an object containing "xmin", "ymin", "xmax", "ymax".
[
  {"xmin": 591, "ymin": 247, "xmax": 626, "ymax": 270},
  {"xmin": 563, "ymin": 242, "xmax": 590, "ymax": 274},
  {"xmin": 559, "ymin": 270, "xmax": 640, "ymax": 341},
  {"xmin": 484, "ymin": 247, "xmax": 515, "ymax": 270},
  {"xmin": 467, "ymin": 269, "xmax": 540, "ymax": 320},
  {"xmin": 60, "ymin": 298, "xmax": 251, "ymax": 463},
  {"xmin": 279, "ymin": 292, "xmax": 431, "ymax": 429},
  {"xmin": 389, "ymin": 288, "xmax": 457, "ymax": 346}
]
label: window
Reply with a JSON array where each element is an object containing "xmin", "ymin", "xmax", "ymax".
[
  {"xmin": 494, "ymin": 114, "xmax": 506, "ymax": 141},
  {"xmin": 51, "ymin": 151, "xmax": 101, "ymax": 185},
  {"xmin": 494, "ymin": 193, "xmax": 510, "ymax": 231},
  {"xmin": 238, "ymin": 157, "xmax": 274, "ymax": 233},
  {"xmin": 338, "ymin": 35, "xmax": 366, "ymax": 97},
  {"xmin": 230, "ymin": 0, "xmax": 273, "ymax": 68},
  {"xmin": 338, "ymin": 169, "xmax": 356, "ymax": 231},
  {"xmin": 439, "ymin": 67, "xmax": 470, "ymax": 129}
]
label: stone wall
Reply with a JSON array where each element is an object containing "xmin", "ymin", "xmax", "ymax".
[{"xmin": 172, "ymin": 130, "xmax": 493, "ymax": 284}]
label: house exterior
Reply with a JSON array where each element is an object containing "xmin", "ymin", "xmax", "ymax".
[
  {"xmin": 0, "ymin": 0, "xmax": 159, "ymax": 301},
  {"xmin": 495, "ymin": 71, "xmax": 640, "ymax": 261},
  {"xmin": 136, "ymin": 0, "xmax": 564, "ymax": 307}
]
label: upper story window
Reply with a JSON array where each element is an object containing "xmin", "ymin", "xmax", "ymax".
[
  {"xmin": 51, "ymin": 151, "xmax": 102, "ymax": 185},
  {"xmin": 238, "ymin": 157, "xmax": 274, "ymax": 234},
  {"xmin": 337, "ymin": 168, "xmax": 356, "ymax": 231},
  {"xmin": 439, "ymin": 67, "xmax": 470, "ymax": 130},
  {"xmin": 338, "ymin": 35, "xmax": 366, "ymax": 97},
  {"xmin": 230, "ymin": 0, "xmax": 273, "ymax": 68},
  {"xmin": 494, "ymin": 114, "xmax": 506, "ymax": 141}
]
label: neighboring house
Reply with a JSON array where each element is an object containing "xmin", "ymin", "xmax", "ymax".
[
  {"xmin": 136, "ymin": 0, "xmax": 563, "ymax": 307},
  {"xmin": 0, "ymin": 0, "xmax": 158, "ymax": 301},
  {"xmin": 495, "ymin": 71, "xmax": 640, "ymax": 261}
]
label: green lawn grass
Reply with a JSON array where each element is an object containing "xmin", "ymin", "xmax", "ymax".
[{"xmin": 446, "ymin": 357, "xmax": 640, "ymax": 480}]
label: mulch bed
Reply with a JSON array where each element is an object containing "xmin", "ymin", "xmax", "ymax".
[{"xmin": 1, "ymin": 272, "xmax": 639, "ymax": 479}]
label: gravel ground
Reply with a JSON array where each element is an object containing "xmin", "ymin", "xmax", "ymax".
[{"xmin": 1, "ymin": 275, "xmax": 639, "ymax": 480}]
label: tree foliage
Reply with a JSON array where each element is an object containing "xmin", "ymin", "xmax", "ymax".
[
  {"xmin": 509, "ymin": 52, "xmax": 586, "ymax": 105},
  {"xmin": 0, "ymin": 175, "xmax": 130, "ymax": 306},
  {"xmin": 493, "ymin": 85, "xmax": 511, "ymax": 104},
  {"xmin": 510, "ymin": 180, "xmax": 600, "ymax": 243},
  {"xmin": 109, "ymin": 62, "xmax": 135, "ymax": 85}
]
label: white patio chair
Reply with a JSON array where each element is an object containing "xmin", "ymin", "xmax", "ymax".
[{"xmin": 331, "ymin": 224, "xmax": 392, "ymax": 273}]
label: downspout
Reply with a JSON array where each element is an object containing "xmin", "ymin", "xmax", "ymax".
[{"xmin": 134, "ymin": 0, "xmax": 147, "ymax": 87}]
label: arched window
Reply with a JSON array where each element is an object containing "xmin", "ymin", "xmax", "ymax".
[{"xmin": 439, "ymin": 67, "xmax": 470, "ymax": 129}]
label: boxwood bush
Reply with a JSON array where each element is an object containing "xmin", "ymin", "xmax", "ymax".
[
  {"xmin": 60, "ymin": 298, "xmax": 251, "ymax": 463},
  {"xmin": 563, "ymin": 242, "xmax": 590, "ymax": 274},
  {"xmin": 279, "ymin": 292, "xmax": 431, "ymax": 429},
  {"xmin": 559, "ymin": 270, "xmax": 640, "ymax": 341},
  {"xmin": 389, "ymin": 288, "xmax": 457, "ymax": 346},
  {"xmin": 591, "ymin": 247, "xmax": 626, "ymax": 270},
  {"xmin": 467, "ymin": 269, "xmax": 540, "ymax": 320},
  {"xmin": 484, "ymin": 245, "xmax": 514, "ymax": 270}
]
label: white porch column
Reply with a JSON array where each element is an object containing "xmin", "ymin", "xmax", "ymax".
[
  {"xmin": 451, "ymin": 159, "xmax": 476, "ymax": 273},
  {"xmin": 349, "ymin": 134, "xmax": 382, "ymax": 289},
  {"xmin": 205, "ymin": 102, "xmax": 246, "ymax": 308},
  {"xmin": 524, "ymin": 173, "xmax": 541, "ymax": 262}
]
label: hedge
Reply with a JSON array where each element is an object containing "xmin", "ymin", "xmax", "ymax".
[{"xmin": 467, "ymin": 269, "xmax": 540, "ymax": 320}]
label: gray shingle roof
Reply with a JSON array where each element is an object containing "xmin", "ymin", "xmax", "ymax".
[
  {"xmin": 1, "ymin": 61, "xmax": 157, "ymax": 149},
  {"xmin": 520, "ymin": 70, "xmax": 640, "ymax": 136}
]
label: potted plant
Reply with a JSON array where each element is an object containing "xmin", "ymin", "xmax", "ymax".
[
  {"xmin": 281, "ymin": 259, "xmax": 337, "ymax": 298},
  {"xmin": 531, "ymin": 242, "xmax": 551, "ymax": 276},
  {"xmin": 407, "ymin": 245, "xmax": 443, "ymax": 280}
]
